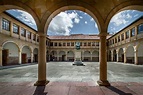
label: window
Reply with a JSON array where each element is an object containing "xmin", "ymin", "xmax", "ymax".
[
  {"xmin": 92, "ymin": 42, "xmax": 95, "ymax": 46},
  {"xmin": 54, "ymin": 42, "xmax": 57, "ymax": 46},
  {"xmin": 121, "ymin": 33, "xmax": 124, "ymax": 41},
  {"xmin": 2, "ymin": 18, "xmax": 10, "ymax": 31},
  {"xmin": 59, "ymin": 43, "xmax": 62, "ymax": 46},
  {"xmin": 118, "ymin": 36, "xmax": 120, "ymax": 42},
  {"xmin": 126, "ymin": 31, "xmax": 129, "ymax": 39},
  {"xmin": 112, "ymin": 39, "xmax": 114, "ymax": 44},
  {"xmin": 37, "ymin": 36, "xmax": 39, "ymax": 42},
  {"xmin": 138, "ymin": 24, "xmax": 143, "ymax": 34},
  {"xmin": 84, "ymin": 42, "xmax": 87, "ymax": 46},
  {"xmin": 50, "ymin": 42, "xmax": 53, "ymax": 46},
  {"xmin": 67, "ymin": 42, "xmax": 70, "ymax": 46},
  {"xmin": 27, "ymin": 31, "xmax": 31, "ymax": 39},
  {"xmin": 88, "ymin": 42, "xmax": 91, "ymax": 46},
  {"xmin": 33, "ymin": 34, "xmax": 36, "ymax": 41},
  {"xmin": 13, "ymin": 24, "xmax": 19, "ymax": 34},
  {"xmin": 96, "ymin": 42, "xmax": 99, "ymax": 46},
  {"xmin": 131, "ymin": 27, "xmax": 135, "ymax": 37},
  {"xmin": 80, "ymin": 42, "xmax": 82, "ymax": 46},
  {"xmin": 63, "ymin": 43, "xmax": 66, "ymax": 46},
  {"xmin": 71, "ymin": 42, "xmax": 74, "ymax": 46},
  {"xmin": 21, "ymin": 27, "xmax": 26, "ymax": 37}
]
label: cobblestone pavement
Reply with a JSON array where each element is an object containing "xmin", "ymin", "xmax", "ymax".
[{"xmin": 0, "ymin": 62, "xmax": 143, "ymax": 95}]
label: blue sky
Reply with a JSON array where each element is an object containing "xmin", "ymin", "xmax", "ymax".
[{"xmin": 6, "ymin": 9, "xmax": 143, "ymax": 36}]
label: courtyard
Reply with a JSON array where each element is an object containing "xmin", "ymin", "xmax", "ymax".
[{"xmin": 0, "ymin": 62, "xmax": 143, "ymax": 95}]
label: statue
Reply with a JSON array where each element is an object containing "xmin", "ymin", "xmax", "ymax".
[{"xmin": 75, "ymin": 42, "xmax": 80, "ymax": 50}]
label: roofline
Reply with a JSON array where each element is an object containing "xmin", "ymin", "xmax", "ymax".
[
  {"xmin": 108, "ymin": 16, "xmax": 143, "ymax": 39},
  {"xmin": 4, "ymin": 11, "xmax": 37, "ymax": 32}
]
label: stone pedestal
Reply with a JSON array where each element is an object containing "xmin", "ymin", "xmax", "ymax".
[{"xmin": 73, "ymin": 50, "xmax": 84, "ymax": 66}]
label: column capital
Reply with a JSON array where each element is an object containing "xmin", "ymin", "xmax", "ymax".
[{"xmin": 99, "ymin": 32, "xmax": 108, "ymax": 37}]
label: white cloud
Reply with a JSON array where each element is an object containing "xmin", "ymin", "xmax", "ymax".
[
  {"xmin": 90, "ymin": 18, "xmax": 94, "ymax": 22},
  {"xmin": 95, "ymin": 23, "xmax": 98, "ymax": 28},
  {"xmin": 12, "ymin": 9, "xmax": 36, "ymax": 26},
  {"xmin": 110, "ymin": 11, "xmax": 130, "ymax": 26},
  {"xmin": 85, "ymin": 21, "xmax": 87, "ymax": 24},
  {"xmin": 80, "ymin": 16, "xmax": 83, "ymax": 19},
  {"xmin": 48, "ymin": 11, "xmax": 80, "ymax": 35},
  {"xmin": 134, "ymin": 14, "xmax": 139, "ymax": 17}
]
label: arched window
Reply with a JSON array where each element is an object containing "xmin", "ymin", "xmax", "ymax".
[{"xmin": 138, "ymin": 24, "xmax": 143, "ymax": 34}]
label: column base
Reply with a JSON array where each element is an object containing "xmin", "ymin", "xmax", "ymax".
[
  {"xmin": 97, "ymin": 80, "xmax": 110, "ymax": 86},
  {"xmin": 34, "ymin": 80, "xmax": 49, "ymax": 86}
]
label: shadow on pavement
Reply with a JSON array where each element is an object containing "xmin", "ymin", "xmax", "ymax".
[{"xmin": 33, "ymin": 86, "xmax": 47, "ymax": 95}]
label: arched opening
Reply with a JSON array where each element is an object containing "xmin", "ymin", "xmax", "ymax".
[
  {"xmin": 113, "ymin": 49, "xmax": 117, "ymax": 62},
  {"xmin": 21, "ymin": 46, "xmax": 31, "ymax": 63},
  {"xmin": 126, "ymin": 46, "xmax": 134, "ymax": 64},
  {"xmin": 92, "ymin": 50, "xmax": 99, "ymax": 62},
  {"xmin": 33, "ymin": 48, "xmax": 38, "ymax": 62},
  {"xmin": 108, "ymin": 50, "xmax": 112, "ymax": 61},
  {"xmin": 118, "ymin": 48, "xmax": 124, "ymax": 62},
  {"xmin": 67, "ymin": 51, "xmax": 74, "ymax": 61},
  {"xmin": 50, "ymin": 51, "xmax": 57, "ymax": 61},
  {"xmin": 59, "ymin": 51, "xmax": 66, "ymax": 61},
  {"xmin": 2, "ymin": 42, "xmax": 19, "ymax": 66},
  {"xmin": 137, "ymin": 43, "xmax": 143, "ymax": 65},
  {"xmin": 83, "ymin": 51, "xmax": 91, "ymax": 61}
]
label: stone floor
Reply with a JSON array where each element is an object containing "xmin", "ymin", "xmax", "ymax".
[{"xmin": 0, "ymin": 62, "xmax": 143, "ymax": 95}]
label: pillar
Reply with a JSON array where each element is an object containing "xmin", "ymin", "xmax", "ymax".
[
  {"xmin": 65, "ymin": 51, "xmax": 67, "ymax": 61},
  {"xmin": 116, "ymin": 50, "xmax": 119, "ymax": 62},
  {"xmin": 57, "ymin": 51, "xmax": 59, "ymax": 61},
  {"xmin": 111, "ymin": 51, "xmax": 113, "ymax": 61},
  {"xmin": 31, "ymin": 52, "xmax": 33, "ymax": 63},
  {"xmin": 10, "ymin": 22, "xmax": 13, "ymax": 36},
  {"xmin": 134, "ymin": 50, "xmax": 138, "ymax": 65},
  {"xmin": 0, "ymin": 47, "xmax": 2, "ymax": 66},
  {"xmin": 97, "ymin": 33, "xmax": 110, "ymax": 86},
  {"xmin": 91, "ymin": 52, "xmax": 92, "ymax": 61},
  {"xmin": 124, "ymin": 51, "xmax": 127, "ymax": 63},
  {"xmin": 18, "ymin": 50, "xmax": 22, "ymax": 64},
  {"xmin": 0, "ymin": 15, "xmax": 2, "ymax": 33},
  {"xmin": 34, "ymin": 34, "xmax": 49, "ymax": 86}
]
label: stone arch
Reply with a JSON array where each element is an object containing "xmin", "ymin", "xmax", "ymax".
[
  {"xmin": 83, "ymin": 51, "xmax": 91, "ymax": 61},
  {"xmin": 67, "ymin": 51, "xmax": 74, "ymax": 61},
  {"xmin": 43, "ymin": 4, "xmax": 104, "ymax": 34},
  {"xmin": 92, "ymin": 50, "xmax": 99, "ymax": 62},
  {"xmin": 2, "ymin": 41, "xmax": 19, "ymax": 65},
  {"xmin": 33, "ymin": 48, "xmax": 38, "ymax": 62},
  {"xmin": 50, "ymin": 51, "xmax": 57, "ymax": 61},
  {"xmin": 126, "ymin": 46, "xmax": 134, "ymax": 64},
  {"xmin": 106, "ymin": 1, "xmax": 143, "ymax": 29},
  {"xmin": 118, "ymin": 48, "xmax": 124, "ymax": 62},
  {"xmin": 59, "ymin": 51, "xmax": 66, "ymax": 61},
  {"xmin": 137, "ymin": 43, "xmax": 143, "ymax": 65},
  {"xmin": 0, "ymin": 0, "xmax": 39, "ymax": 30},
  {"xmin": 21, "ymin": 45, "xmax": 31, "ymax": 63},
  {"xmin": 113, "ymin": 49, "xmax": 117, "ymax": 61}
]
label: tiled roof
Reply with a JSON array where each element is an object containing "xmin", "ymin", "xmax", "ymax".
[{"xmin": 48, "ymin": 34, "xmax": 100, "ymax": 40}]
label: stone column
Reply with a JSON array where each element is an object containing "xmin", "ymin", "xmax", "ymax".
[
  {"xmin": 111, "ymin": 50, "xmax": 113, "ymax": 61},
  {"xmin": 134, "ymin": 50, "xmax": 138, "ymax": 65},
  {"xmin": 124, "ymin": 50, "xmax": 127, "ymax": 63},
  {"xmin": 97, "ymin": 33, "xmax": 110, "ymax": 86},
  {"xmin": 57, "ymin": 51, "xmax": 59, "ymax": 61},
  {"xmin": 0, "ymin": 15, "xmax": 2, "ymax": 33},
  {"xmin": 34, "ymin": 34, "xmax": 49, "ymax": 86},
  {"xmin": 116, "ymin": 50, "xmax": 119, "ymax": 62},
  {"xmin": 91, "ymin": 52, "xmax": 92, "ymax": 61},
  {"xmin": 31, "ymin": 52, "xmax": 33, "ymax": 63},
  {"xmin": 10, "ymin": 22, "xmax": 13, "ymax": 36},
  {"xmin": 18, "ymin": 50, "xmax": 22, "ymax": 64},
  {"xmin": 0, "ymin": 47, "xmax": 2, "ymax": 66},
  {"xmin": 65, "ymin": 51, "xmax": 67, "ymax": 61}
]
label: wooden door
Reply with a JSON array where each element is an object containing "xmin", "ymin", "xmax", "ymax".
[
  {"xmin": 22, "ymin": 53, "xmax": 27, "ymax": 63},
  {"xmin": 2, "ymin": 49, "xmax": 9, "ymax": 66}
]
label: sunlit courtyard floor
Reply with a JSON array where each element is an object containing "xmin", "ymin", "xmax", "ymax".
[{"xmin": 0, "ymin": 62, "xmax": 143, "ymax": 95}]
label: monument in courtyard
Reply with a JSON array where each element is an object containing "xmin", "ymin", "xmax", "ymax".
[{"xmin": 73, "ymin": 42, "xmax": 84, "ymax": 66}]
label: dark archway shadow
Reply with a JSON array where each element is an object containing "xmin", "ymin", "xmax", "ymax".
[
  {"xmin": 106, "ymin": 86, "xmax": 133, "ymax": 95},
  {"xmin": 33, "ymin": 86, "xmax": 48, "ymax": 95}
]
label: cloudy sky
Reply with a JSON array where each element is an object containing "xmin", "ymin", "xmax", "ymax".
[{"xmin": 6, "ymin": 9, "xmax": 143, "ymax": 35}]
